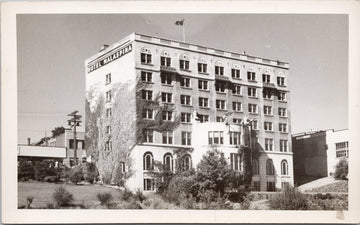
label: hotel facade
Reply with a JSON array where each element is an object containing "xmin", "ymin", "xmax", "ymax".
[{"xmin": 85, "ymin": 33, "xmax": 293, "ymax": 192}]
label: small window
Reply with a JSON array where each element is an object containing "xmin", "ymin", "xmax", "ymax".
[
  {"xmin": 215, "ymin": 66, "xmax": 224, "ymax": 75},
  {"xmin": 142, "ymin": 109, "xmax": 154, "ymax": 120},
  {"xmin": 208, "ymin": 131, "xmax": 224, "ymax": 145},
  {"xmin": 216, "ymin": 116, "xmax": 224, "ymax": 122},
  {"xmin": 230, "ymin": 153, "xmax": 241, "ymax": 171},
  {"xmin": 231, "ymin": 69, "xmax": 240, "ymax": 79},
  {"xmin": 161, "ymin": 73, "xmax": 172, "ymax": 85},
  {"xmin": 163, "ymin": 153, "xmax": 173, "ymax": 171},
  {"xmin": 229, "ymin": 132, "xmax": 241, "ymax": 145},
  {"xmin": 182, "ymin": 155, "xmax": 192, "ymax": 170},
  {"xmin": 143, "ymin": 130, "xmax": 153, "ymax": 143},
  {"xmin": 267, "ymin": 182, "xmax": 276, "ymax": 192},
  {"xmin": 278, "ymin": 92, "xmax": 286, "ymax": 101},
  {"xmin": 141, "ymin": 90, "xmax": 152, "ymax": 100},
  {"xmin": 233, "ymin": 118, "xmax": 242, "ymax": 124},
  {"xmin": 252, "ymin": 160, "xmax": 259, "ymax": 175},
  {"xmin": 180, "ymin": 95, "xmax": 191, "ymax": 106},
  {"xmin": 281, "ymin": 160, "xmax": 289, "ymax": 175},
  {"xmin": 198, "ymin": 63, "xmax": 207, "ymax": 73},
  {"xmin": 251, "ymin": 120, "xmax": 258, "ymax": 130},
  {"xmin": 216, "ymin": 100, "xmax": 226, "ymax": 110},
  {"xmin": 199, "ymin": 97, "xmax": 209, "ymax": 108},
  {"xmin": 141, "ymin": 53, "xmax": 152, "ymax": 64},
  {"xmin": 106, "ymin": 126, "xmax": 111, "ymax": 135},
  {"xmin": 263, "ymin": 89, "xmax": 273, "ymax": 99},
  {"xmin": 198, "ymin": 114, "xmax": 209, "ymax": 123},
  {"xmin": 162, "ymin": 111, "xmax": 173, "ymax": 121},
  {"xmin": 106, "ymin": 91, "xmax": 112, "ymax": 102},
  {"xmin": 160, "ymin": 56, "xmax": 171, "ymax": 67},
  {"xmin": 263, "ymin": 105, "xmax": 272, "ymax": 115},
  {"xmin": 248, "ymin": 87, "xmax": 257, "ymax": 97},
  {"xmin": 161, "ymin": 92, "xmax": 172, "ymax": 103},
  {"xmin": 248, "ymin": 104, "xmax": 258, "ymax": 114},
  {"xmin": 180, "ymin": 59, "xmax": 190, "ymax": 70},
  {"xmin": 262, "ymin": 74, "xmax": 270, "ymax": 83},
  {"xmin": 265, "ymin": 138, "xmax": 273, "ymax": 151},
  {"xmin": 141, "ymin": 71, "xmax": 152, "ymax": 82},
  {"xmin": 106, "ymin": 108, "xmax": 112, "ymax": 118},
  {"xmin": 120, "ymin": 161, "xmax": 126, "ymax": 173},
  {"xmin": 144, "ymin": 179, "xmax": 154, "ymax": 191},
  {"xmin": 232, "ymin": 85, "xmax": 241, "ymax": 95},
  {"xmin": 162, "ymin": 131, "xmax": 173, "ymax": 144},
  {"xmin": 247, "ymin": 71, "xmax": 256, "ymax": 81},
  {"xmin": 105, "ymin": 73, "xmax": 111, "ymax": 85},
  {"xmin": 264, "ymin": 122, "xmax": 273, "ymax": 131},
  {"xmin": 232, "ymin": 102, "xmax": 242, "ymax": 112},
  {"xmin": 215, "ymin": 82, "xmax": 226, "ymax": 92},
  {"xmin": 181, "ymin": 113, "xmax": 191, "ymax": 123},
  {"xmin": 181, "ymin": 132, "xmax": 191, "ymax": 145},
  {"xmin": 266, "ymin": 159, "xmax": 275, "ymax": 175},
  {"xmin": 143, "ymin": 152, "xmax": 154, "ymax": 170},
  {"xmin": 280, "ymin": 140, "xmax": 288, "ymax": 152},
  {"xmin": 278, "ymin": 108, "xmax": 287, "ymax": 117},
  {"xmin": 279, "ymin": 123, "xmax": 287, "ymax": 133},
  {"xmin": 277, "ymin": 77, "xmax": 285, "ymax": 86},
  {"xmin": 180, "ymin": 77, "xmax": 191, "ymax": 88},
  {"xmin": 198, "ymin": 80, "xmax": 208, "ymax": 90}
]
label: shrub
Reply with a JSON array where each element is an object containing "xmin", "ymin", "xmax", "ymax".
[
  {"xmin": 117, "ymin": 201, "xmax": 142, "ymax": 209},
  {"xmin": 44, "ymin": 175, "xmax": 58, "ymax": 183},
  {"xmin": 307, "ymin": 195, "xmax": 348, "ymax": 210},
  {"xmin": 134, "ymin": 189, "xmax": 146, "ymax": 203},
  {"xmin": 164, "ymin": 173, "xmax": 197, "ymax": 204},
  {"xmin": 26, "ymin": 196, "xmax": 34, "ymax": 209},
  {"xmin": 18, "ymin": 159, "xmax": 34, "ymax": 181},
  {"xmin": 269, "ymin": 186, "xmax": 308, "ymax": 210},
  {"xmin": 53, "ymin": 186, "xmax": 74, "ymax": 207},
  {"xmin": 69, "ymin": 165, "xmax": 84, "ymax": 184},
  {"xmin": 120, "ymin": 188, "xmax": 134, "ymax": 201},
  {"xmin": 33, "ymin": 161, "xmax": 56, "ymax": 181},
  {"xmin": 84, "ymin": 162, "xmax": 98, "ymax": 183},
  {"xmin": 97, "ymin": 192, "xmax": 113, "ymax": 207},
  {"xmin": 335, "ymin": 158, "xmax": 348, "ymax": 180}
]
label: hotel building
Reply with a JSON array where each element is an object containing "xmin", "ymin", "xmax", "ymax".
[{"xmin": 85, "ymin": 33, "xmax": 293, "ymax": 192}]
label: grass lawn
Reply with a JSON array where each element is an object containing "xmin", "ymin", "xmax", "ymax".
[
  {"xmin": 306, "ymin": 180, "xmax": 348, "ymax": 193},
  {"xmin": 18, "ymin": 182, "xmax": 123, "ymax": 208}
]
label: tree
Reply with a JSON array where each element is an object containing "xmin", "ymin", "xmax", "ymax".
[
  {"xmin": 51, "ymin": 126, "xmax": 65, "ymax": 138},
  {"xmin": 334, "ymin": 158, "xmax": 348, "ymax": 180}
]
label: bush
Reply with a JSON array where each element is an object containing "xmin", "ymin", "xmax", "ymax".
[
  {"xmin": 269, "ymin": 186, "xmax": 308, "ymax": 210},
  {"xmin": 53, "ymin": 186, "xmax": 74, "ymax": 207},
  {"xmin": 335, "ymin": 158, "xmax": 348, "ymax": 180},
  {"xmin": 120, "ymin": 188, "xmax": 134, "ymax": 201},
  {"xmin": 307, "ymin": 195, "xmax": 348, "ymax": 210},
  {"xmin": 18, "ymin": 159, "xmax": 34, "ymax": 181},
  {"xmin": 26, "ymin": 196, "xmax": 34, "ymax": 209},
  {"xmin": 84, "ymin": 162, "xmax": 98, "ymax": 183},
  {"xmin": 97, "ymin": 192, "xmax": 113, "ymax": 207},
  {"xmin": 134, "ymin": 189, "xmax": 146, "ymax": 203},
  {"xmin": 44, "ymin": 175, "xmax": 59, "ymax": 183},
  {"xmin": 33, "ymin": 161, "xmax": 56, "ymax": 181},
  {"xmin": 69, "ymin": 165, "xmax": 84, "ymax": 184},
  {"xmin": 164, "ymin": 173, "xmax": 197, "ymax": 204}
]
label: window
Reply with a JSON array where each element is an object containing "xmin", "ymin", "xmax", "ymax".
[
  {"xmin": 230, "ymin": 153, "xmax": 241, "ymax": 171},
  {"xmin": 251, "ymin": 120, "xmax": 258, "ymax": 130},
  {"xmin": 181, "ymin": 132, "xmax": 191, "ymax": 145},
  {"xmin": 163, "ymin": 153, "xmax": 173, "ymax": 171},
  {"xmin": 180, "ymin": 77, "xmax": 191, "ymax": 88},
  {"xmin": 162, "ymin": 131, "xmax": 173, "ymax": 144},
  {"xmin": 277, "ymin": 77, "xmax": 285, "ymax": 86},
  {"xmin": 262, "ymin": 74, "xmax": 270, "ymax": 83},
  {"xmin": 180, "ymin": 95, "xmax": 191, "ymax": 106},
  {"xmin": 216, "ymin": 116, "xmax": 224, "ymax": 122},
  {"xmin": 161, "ymin": 73, "xmax": 172, "ymax": 85},
  {"xmin": 198, "ymin": 80, "xmax": 208, "ymax": 90},
  {"xmin": 248, "ymin": 104, "xmax": 258, "ymax": 114},
  {"xmin": 181, "ymin": 113, "xmax": 191, "ymax": 123},
  {"xmin": 263, "ymin": 105, "xmax": 272, "ymax": 115},
  {"xmin": 162, "ymin": 111, "xmax": 173, "ymax": 121},
  {"xmin": 233, "ymin": 118, "xmax": 242, "ymax": 124},
  {"xmin": 247, "ymin": 71, "xmax": 256, "ymax": 81},
  {"xmin": 263, "ymin": 89, "xmax": 273, "ymax": 99},
  {"xmin": 106, "ymin": 125, "xmax": 111, "ymax": 135},
  {"xmin": 248, "ymin": 87, "xmax": 257, "ymax": 97},
  {"xmin": 198, "ymin": 63, "xmax": 207, "ymax": 73},
  {"xmin": 199, "ymin": 97, "xmax": 209, "ymax": 108},
  {"xmin": 278, "ymin": 108, "xmax": 287, "ymax": 117},
  {"xmin": 106, "ymin": 108, "xmax": 112, "ymax": 118},
  {"xmin": 282, "ymin": 182, "xmax": 290, "ymax": 190},
  {"xmin": 232, "ymin": 69, "xmax": 240, "ymax": 79},
  {"xmin": 142, "ymin": 109, "xmax": 153, "ymax": 119},
  {"xmin": 105, "ymin": 73, "xmax": 111, "ymax": 85},
  {"xmin": 161, "ymin": 92, "xmax": 172, "ymax": 103},
  {"xmin": 253, "ymin": 181, "xmax": 260, "ymax": 191},
  {"xmin": 279, "ymin": 123, "xmax": 287, "ymax": 132},
  {"xmin": 215, "ymin": 82, "xmax": 226, "ymax": 92},
  {"xmin": 198, "ymin": 114, "xmax": 209, "ymax": 123},
  {"xmin": 281, "ymin": 160, "xmax": 289, "ymax": 175},
  {"xmin": 141, "ymin": 71, "xmax": 152, "ymax": 82},
  {"xmin": 215, "ymin": 66, "xmax": 224, "ymax": 75},
  {"xmin": 336, "ymin": 141, "xmax": 349, "ymax": 158},
  {"xmin": 208, "ymin": 131, "xmax": 224, "ymax": 145},
  {"xmin": 280, "ymin": 140, "xmax": 288, "ymax": 152},
  {"xmin": 278, "ymin": 92, "xmax": 286, "ymax": 101},
  {"xmin": 120, "ymin": 161, "xmax": 126, "ymax": 173},
  {"xmin": 143, "ymin": 179, "xmax": 154, "ymax": 191},
  {"xmin": 105, "ymin": 140, "xmax": 112, "ymax": 151},
  {"xmin": 143, "ymin": 152, "xmax": 154, "ymax": 170},
  {"xmin": 233, "ymin": 102, "xmax": 242, "ymax": 112},
  {"xmin": 229, "ymin": 132, "xmax": 241, "ymax": 145},
  {"xmin": 232, "ymin": 85, "xmax": 241, "ymax": 95},
  {"xmin": 160, "ymin": 56, "xmax": 171, "ymax": 67},
  {"xmin": 265, "ymin": 138, "xmax": 273, "ymax": 151},
  {"xmin": 267, "ymin": 182, "xmax": 276, "ymax": 192},
  {"xmin": 216, "ymin": 100, "xmax": 226, "ymax": 110},
  {"xmin": 180, "ymin": 59, "xmax": 190, "ymax": 70},
  {"xmin": 106, "ymin": 90, "xmax": 112, "ymax": 102},
  {"xmin": 142, "ymin": 90, "xmax": 152, "ymax": 100},
  {"xmin": 144, "ymin": 130, "xmax": 153, "ymax": 143},
  {"xmin": 266, "ymin": 159, "xmax": 275, "ymax": 175},
  {"xmin": 182, "ymin": 155, "xmax": 192, "ymax": 170},
  {"xmin": 252, "ymin": 160, "xmax": 259, "ymax": 175},
  {"xmin": 141, "ymin": 53, "xmax": 152, "ymax": 64},
  {"xmin": 264, "ymin": 122, "xmax": 273, "ymax": 131}
]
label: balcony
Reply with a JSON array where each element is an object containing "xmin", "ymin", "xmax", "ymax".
[
  {"xmin": 160, "ymin": 66, "xmax": 178, "ymax": 74},
  {"xmin": 263, "ymin": 82, "xmax": 276, "ymax": 89},
  {"xmin": 215, "ymin": 75, "xmax": 230, "ymax": 82}
]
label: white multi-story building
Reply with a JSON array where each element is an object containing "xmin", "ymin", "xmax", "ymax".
[{"xmin": 85, "ymin": 33, "xmax": 293, "ymax": 192}]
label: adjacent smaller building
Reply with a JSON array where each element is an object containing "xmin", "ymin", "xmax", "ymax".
[{"xmin": 292, "ymin": 129, "xmax": 348, "ymax": 185}]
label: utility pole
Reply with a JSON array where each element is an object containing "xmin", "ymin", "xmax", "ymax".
[{"xmin": 68, "ymin": 111, "xmax": 82, "ymax": 165}]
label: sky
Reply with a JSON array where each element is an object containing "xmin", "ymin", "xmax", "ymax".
[{"xmin": 17, "ymin": 14, "xmax": 348, "ymax": 144}]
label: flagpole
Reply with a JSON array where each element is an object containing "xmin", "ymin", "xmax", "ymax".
[{"xmin": 183, "ymin": 24, "xmax": 185, "ymax": 42}]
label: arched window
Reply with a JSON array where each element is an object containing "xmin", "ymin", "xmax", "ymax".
[
  {"xmin": 215, "ymin": 61, "xmax": 224, "ymax": 76},
  {"xmin": 179, "ymin": 54, "xmax": 190, "ymax": 70},
  {"xmin": 252, "ymin": 159, "xmax": 259, "ymax": 175},
  {"xmin": 183, "ymin": 154, "xmax": 192, "ymax": 171},
  {"xmin": 160, "ymin": 51, "xmax": 171, "ymax": 67},
  {"xmin": 281, "ymin": 160, "xmax": 288, "ymax": 175},
  {"xmin": 163, "ymin": 153, "xmax": 173, "ymax": 171},
  {"xmin": 266, "ymin": 159, "xmax": 275, "ymax": 175},
  {"xmin": 120, "ymin": 161, "xmax": 126, "ymax": 173},
  {"xmin": 143, "ymin": 152, "xmax": 153, "ymax": 170},
  {"xmin": 140, "ymin": 47, "xmax": 152, "ymax": 64}
]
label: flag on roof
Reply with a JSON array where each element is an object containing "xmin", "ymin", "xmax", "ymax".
[{"xmin": 175, "ymin": 19, "xmax": 184, "ymax": 25}]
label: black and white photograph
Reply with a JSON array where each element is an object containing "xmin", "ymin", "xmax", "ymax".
[{"xmin": 2, "ymin": 1, "xmax": 360, "ymax": 223}]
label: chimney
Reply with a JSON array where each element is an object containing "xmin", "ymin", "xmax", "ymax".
[
  {"xmin": 27, "ymin": 138, "xmax": 31, "ymax": 145},
  {"xmin": 100, "ymin": 44, "xmax": 109, "ymax": 52}
]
